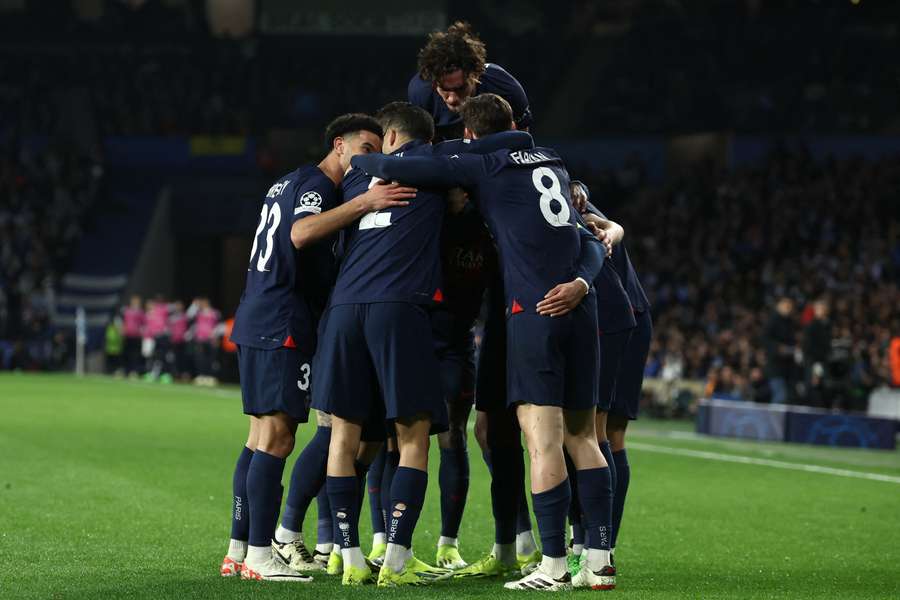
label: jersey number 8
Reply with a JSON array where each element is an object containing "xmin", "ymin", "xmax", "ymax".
[
  {"xmin": 249, "ymin": 202, "xmax": 282, "ymax": 272},
  {"xmin": 532, "ymin": 167, "xmax": 571, "ymax": 227}
]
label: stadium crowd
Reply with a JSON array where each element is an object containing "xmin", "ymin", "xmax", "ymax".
[
  {"xmin": 0, "ymin": 143, "xmax": 104, "ymax": 370},
  {"xmin": 606, "ymin": 149, "xmax": 900, "ymax": 409}
]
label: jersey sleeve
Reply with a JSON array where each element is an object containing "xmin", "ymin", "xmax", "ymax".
[
  {"xmin": 574, "ymin": 216, "xmax": 605, "ymax": 284},
  {"xmin": 351, "ymin": 153, "xmax": 488, "ymax": 189},
  {"xmin": 292, "ymin": 177, "xmax": 336, "ymax": 223},
  {"xmin": 408, "ymin": 74, "xmax": 435, "ymax": 111},
  {"xmin": 483, "ymin": 64, "xmax": 533, "ymax": 130}
]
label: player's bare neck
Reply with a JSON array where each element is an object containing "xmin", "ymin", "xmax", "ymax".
[
  {"xmin": 388, "ymin": 134, "xmax": 414, "ymax": 154},
  {"xmin": 318, "ymin": 153, "xmax": 344, "ymax": 186}
]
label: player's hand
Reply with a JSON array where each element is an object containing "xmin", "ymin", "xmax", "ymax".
[
  {"xmin": 359, "ymin": 180, "xmax": 416, "ymax": 212},
  {"xmin": 536, "ymin": 279, "xmax": 589, "ymax": 317},
  {"xmin": 570, "ymin": 181, "xmax": 588, "ymax": 213},
  {"xmin": 582, "ymin": 214, "xmax": 613, "ymax": 256},
  {"xmin": 447, "ymin": 187, "xmax": 469, "ymax": 215},
  {"xmin": 595, "ymin": 227, "xmax": 613, "ymax": 257}
]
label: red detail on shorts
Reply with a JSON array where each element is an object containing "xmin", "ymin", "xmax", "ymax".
[
  {"xmin": 432, "ymin": 288, "xmax": 444, "ymax": 302},
  {"xmin": 283, "ymin": 335, "xmax": 297, "ymax": 348},
  {"xmin": 511, "ymin": 299, "xmax": 524, "ymax": 314}
]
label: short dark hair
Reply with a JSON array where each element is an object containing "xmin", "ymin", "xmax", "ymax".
[
  {"xmin": 323, "ymin": 113, "xmax": 382, "ymax": 150},
  {"xmin": 459, "ymin": 93, "xmax": 513, "ymax": 137},
  {"xmin": 417, "ymin": 21, "xmax": 487, "ymax": 82},
  {"xmin": 375, "ymin": 101, "xmax": 435, "ymax": 143}
]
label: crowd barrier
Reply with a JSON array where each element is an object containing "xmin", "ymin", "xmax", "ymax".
[{"xmin": 696, "ymin": 398, "xmax": 897, "ymax": 450}]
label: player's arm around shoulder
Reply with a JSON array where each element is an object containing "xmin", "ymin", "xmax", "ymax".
[
  {"xmin": 351, "ymin": 152, "xmax": 484, "ymax": 189},
  {"xmin": 571, "ymin": 182, "xmax": 625, "ymax": 254},
  {"xmin": 290, "ymin": 176, "xmax": 416, "ymax": 249}
]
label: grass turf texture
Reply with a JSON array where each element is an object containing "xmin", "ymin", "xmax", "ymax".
[{"xmin": 1, "ymin": 374, "xmax": 899, "ymax": 599}]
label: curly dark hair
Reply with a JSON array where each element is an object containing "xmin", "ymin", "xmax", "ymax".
[
  {"xmin": 323, "ymin": 113, "xmax": 383, "ymax": 150},
  {"xmin": 417, "ymin": 21, "xmax": 487, "ymax": 83}
]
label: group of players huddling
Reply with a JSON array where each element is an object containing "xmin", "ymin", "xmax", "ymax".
[{"xmin": 220, "ymin": 22, "xmax": 652, "ymax": 592}]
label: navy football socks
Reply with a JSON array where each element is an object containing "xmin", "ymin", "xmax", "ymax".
[
  {"xmin": 230, "ymin": 446, "xmax": 253, "ymax": 542},
  {"xmin": 281, "ymin": 425, "xmax": 330, "ymax": 534},
  {"xmin": 438, "ymin": 447, "xmax": 470, "ymax": 538},
  {"xmin": 387, "ymin": 466, "xmax": 428, "ymax": 549},
  {"xmin": 514, "ymin": 447, "xmax": 533, "ymax": 535},
  {"xmin": 246, "ymin": 450, "xmax": 287, "ymax": 547},
  {"xmin": 327, "ymin": 475, "xmax": 360, "ymax": 550},
  {"xmin": 380, "ymin": 450, "xmax": 400, "ymax": 530},
  {"xmin": 315, "ymin": 488, "xmax": 332, "ymax": 547},
  {"xmin": 531, "ymin": 478, "xmax": 571, "ymax": 558},
  {"xmin": 611, "ymin": 449, "xmax": 630, "ymax": 548},
  {"xmin": 576, "ymin": 467, "xmax": 613, "ymax": 554},
  {"xmin": 564, "ymin": 451, "xmax": 583, "ymax": 550},
  {"xmin": 367, "ymin": 447, "xmax": 387, "ymax": 534},
  {"xmin": 488, "ymin": 447, "xmax": 524, "ymax": 544},
  {"xmin": 599, "ymin": 439, "xmax": 618, "ymax": 500}
]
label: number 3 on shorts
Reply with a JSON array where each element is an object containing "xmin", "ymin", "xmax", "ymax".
[{"xmin": 298, "ymin": 363, "xmax": 311, "ymax": 391}]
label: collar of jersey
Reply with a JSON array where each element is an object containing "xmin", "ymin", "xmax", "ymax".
[{"xmin": 392, "ymin": 139, "xmax": 429, "ymax": 155}]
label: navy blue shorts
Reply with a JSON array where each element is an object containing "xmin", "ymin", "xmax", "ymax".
[
  {"xmin": 474, "ymin": 282, "xmax": 507, "ymax": 412},
  {"xmin": 610, "ymin": 310, "xmax": 652, "ymax": 420},
  {"xmin": 238, "ymin": 345, "xmax": 311, "ymax": 422},
  {"xmin": 431, "ymin": 308, "xmax": 476, "ymax": 408},
  {"xmin": 598, "ymin": 328, "xmax": 633, "ymax": 412},
  {"xmin": 311, "ymin": 303, "xmax": 447, "ymax": 435},
  {"xmin": 506, "ymin": 294, "xmax": 600, "ymax": 410}
]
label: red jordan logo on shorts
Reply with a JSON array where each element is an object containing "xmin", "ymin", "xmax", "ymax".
[
  {"xmin": 432, "ymin": 288, "xmax": 444, "ymax": 302},
  {"xmin": 283, "ymin": 335, "xmax": 297, "ymax": 348}
]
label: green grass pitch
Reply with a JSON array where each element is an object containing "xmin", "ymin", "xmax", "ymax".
[{"xmin": 1, "ymin": 373, "xmax": 899, "ymax": 599}]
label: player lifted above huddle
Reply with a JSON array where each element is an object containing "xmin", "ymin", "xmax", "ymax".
[{"xmin": 409, "ymin": 21, "xmax": 532, "ymax": 140}]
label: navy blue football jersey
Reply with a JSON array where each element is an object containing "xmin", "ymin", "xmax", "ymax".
[
  {"xmin": 594, "ymin": 261, "xmax": 637, "ymax": 334},
  {"xmin": 352, "ymin": 145, "xmax": 605, "ymax": 314},
  {"xmin": 231, "ymin": 165, "xmax": 338, "ymax": 352},
  {"xmin": 583, "ymin": 197, "xmax": 651, "ymax": 313},
  {"xmin": 408, "ymin": 63, "xmax": 533, "ymax": 136},
  {"xmin": 328, "ymin": 140, "xmax": 446, "ymax": 307}
]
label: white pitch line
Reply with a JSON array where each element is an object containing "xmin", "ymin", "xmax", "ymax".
[{"xmin": 628, "ymin": 441, "xmax": 900, "ymax": 484}]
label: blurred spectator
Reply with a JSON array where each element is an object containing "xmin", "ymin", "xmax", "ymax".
[
  {"xmin": 121, "ymin": 295, "xmax": 145, "ymax": 376},
  {"xmin": 890, "ymin": 333, "xmax": 900, "ymax": 388},
  {"xmin": 802, "ymin": 299, "xmax": 831, "ymax": 407},
  {"xmin": 189, "ymin": 297, "xmax": 221, "ymax": 386},
  {"xmin": 105, "ymin": 317, "xmax": 124, "ymax": 375},
  {"xmin": 169, "ymin": 300, "xmax": 189, "ymax": 380},
  {"xmin": 143, "ymin": 297, "xmax": 172, "ymax": 383},
  {"xmin": 764, "ymin": 297, "xmax": 797, "ymax": 404}
]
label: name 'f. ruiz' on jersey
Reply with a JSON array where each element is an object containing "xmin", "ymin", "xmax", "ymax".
[
  {"xmin": 230, "ymin": 165, "xmax": 338, "ymax": 354},
  {"xmin": 351, "ymin": 142, "xmax": 606, "ymax": 314}
]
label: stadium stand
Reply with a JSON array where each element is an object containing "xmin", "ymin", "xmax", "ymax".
[{"xmin": 1, "ymin": 1, "xmax": 898, "ymax": 416}]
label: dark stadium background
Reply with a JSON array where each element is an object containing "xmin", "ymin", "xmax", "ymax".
[{"xmin": 1, "ymin": 0, "xmax": 899, "ymax": 408}]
